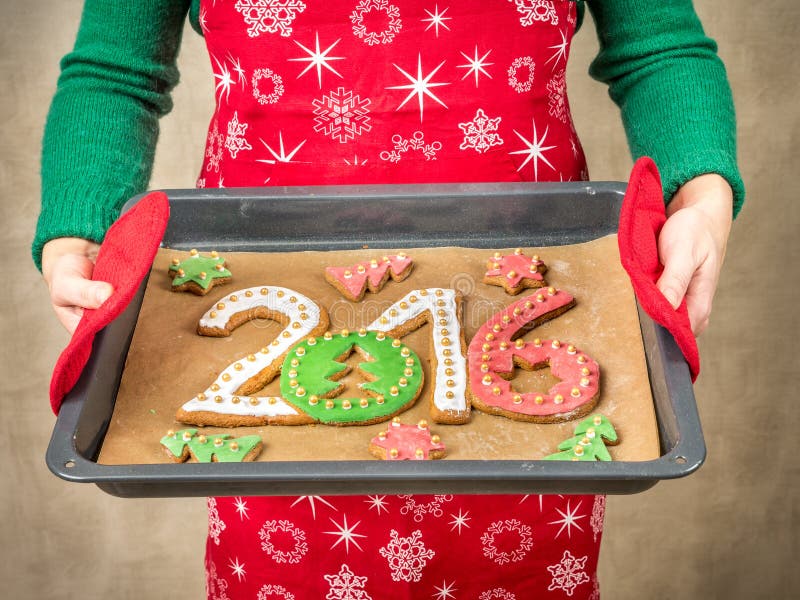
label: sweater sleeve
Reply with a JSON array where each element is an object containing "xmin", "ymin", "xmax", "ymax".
[
  {"xmin": 584, "ymin": 0, "xmax": 745, "ymax": 216},
  {"xmin": 32, "ymin": 0, "xmax": 191, "ymax": 270}
]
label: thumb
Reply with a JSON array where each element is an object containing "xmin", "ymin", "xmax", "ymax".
[{"xmin": 656, "ymin": 245, "xmax": 696, "ymax": 310}]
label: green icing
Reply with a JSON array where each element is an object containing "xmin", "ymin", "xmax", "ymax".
[
  {"xmin": 160, "ymin": 428, "xmax": 261, "ymax": 463},
  {"xmin": 543, "ymin": 414, "xmax": 618, "ymax": 462},
  {"xmin": 279, "ymin": 330, "xmax": 423, "ymax": 424},
  {"xmin": 169, "ymin": 252, "xmax": 231, "ymax": 290}
]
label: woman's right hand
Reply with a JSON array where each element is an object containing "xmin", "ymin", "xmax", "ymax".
[{"xmin": 41, "ymin": 238, "xmax": 114, "ymax": 334}]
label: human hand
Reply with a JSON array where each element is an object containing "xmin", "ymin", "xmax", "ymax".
[
  {"xmin": 656, "ymin": 174, "xmax": 733, "ymax": 336},
  {"xmin": 41, "ymin": 238, "xmax": 114, "ymax": 334}
]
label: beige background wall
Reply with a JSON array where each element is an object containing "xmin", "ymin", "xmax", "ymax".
[{"xmin": 2, "ymin": 1, "xmax": 796, "ymax": 598}]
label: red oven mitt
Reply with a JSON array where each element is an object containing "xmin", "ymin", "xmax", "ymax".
[
  {"xmin": 49, "ymin": 192, "xmax": 170, "ymax": 414},
  {"xmin": 617, "ymin": 157, "xmax": 700, "ymax": 382}
]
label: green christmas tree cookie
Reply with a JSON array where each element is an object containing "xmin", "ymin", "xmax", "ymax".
[
  {"xmin": 168, "ymin": 249, "xmax": 232, "ymax": 295},
  {"xmin": 160, "ymin": 429, "xmax": 263, "ymax": 463},
  {"xmin": 544, "ymin": 414, "xmax": 619, "ymax": 462}
]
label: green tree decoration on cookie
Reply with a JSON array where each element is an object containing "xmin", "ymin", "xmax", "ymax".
[
  {"xmin": 544, "ymin": 414, "xmax": 619, "ymax": 461},
  {"xmin": 160, "ymin": 429, "xmax": 262, "ymax": 462},
  {"xmin": 168, "ymin": 249, "xmax": 232, "ymax": 295}
]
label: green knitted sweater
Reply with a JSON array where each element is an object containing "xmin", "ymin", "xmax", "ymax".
[{"xmin": 33, "ymin": 0, "xmax": 744, "ymax": 269}]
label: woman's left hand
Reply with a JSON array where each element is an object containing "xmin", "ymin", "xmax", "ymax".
[{"xmin": 656, "ymin": 173, "xmax": 734, "ymax": 336}]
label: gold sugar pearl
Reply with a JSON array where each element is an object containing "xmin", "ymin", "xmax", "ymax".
[
  {"xmin": 435, "ymin": 289, "xmax": 443, "ymax": 297},
  {"xmin": 441, "ymin": 338, "xmax": 451, "ymax": 347},
  {"xmin": 513, "ymin": 307, "xmax": 522, "ymax": 316},
  {"xmin": 485, "ymin": 333, "xmax": 495, "ymax": 342},
  {"xmin": 480, "ymin": 363, "xmax": 490, "ymax": 373},
  {"xmin": 309, "ymin": 395, "xmax": 319, "ymax": 406},
  {"xmin": 268, "ymin": 397, "xmax": 277, "ymax": 405},
  {"xmin": 292, "ymin": 322, "xmax": 301, "ymax": 329},
  {"xmin": 528, "ymin": 264, "xmax": 538, "ymax": 272},
  {"xmin": 581, "ymin": 367, "xmax": 591, "ymax": 376},
  {"xmin": 359, "ymin": 398, "xmax": 369, "ymax": 408},
  {"xmin": 492, "ymin": 386, "xmax": 502, "ymax": 396},
  {"xmin": 410, "ymin": 295, "xmax": 418, "ymax": 303},
  {"xmin": 515, "ymin": 339, "xmax": 525, "ymax": 349},
  {"xmin": 536, "ymin": 294, "xmax": 545, "ymax": 302},
  {"xmin": 260, "ymin": 347, "xmax": 270, "ymax": 354},
  {"xmin": 210, "ymin": 384, "xmax": 220, "ymax": 392},
  {"xmin": 492, "ymin": 324, "xmax": 502, "ymax": 333},
  {"xmin": 389, "ymin": 309, "xmax": 398, "ymax": 317},
  {"xmin": 532, "ymin": 254, "xmax": 540, "ymax": 261},
  {"xmin": 230, "ymin": 294, "xmax": 238, "ymax": 302},
  {"xmin": 418, "ymin": 420, "xmax": 428, "ymax": 429},
  {"xmin": 324, "ymin": 331, "xmax": 333, "ymax": 340},
  {"xmin": 444, "ymin": 358, "xmax": 453, "ymax": 366},
  {"xmin": 392, "ymin": 338, "xmax": 402, "ymax": 348},
  {"xmin": 281, "ymin": 331, "xmax": 291, "ymax": 338},
  {"xmin": 441, "ymin": 328, "xmax": 450, "ymax": 337},
  {"xmin": 514, "ymin": 248, "xmax": 524, "ymax": 255},
  {"xmin": 439, "ymin": 319, "xmax": 448, "ymax": 326},
  {"xmin": 581, "ymin": 437, "xmax": 591, "ymax": 445},
  {"xmin": 445, "ymin": 368, "xmax": 454, "ymax": 376},
  {"xmin": 210, "ymin": 251, "xmax": 219, "ymax": 258},
  {"xmin": 390, "ymin": 448, "xmax": 399, "ymax": 458},
  {"xmin": 500, "ymin": 341, "xmax": 509, "ymax": 350},
  {"xmin": 344, "ymin": 270, "xmax": 353, "ymax": 278},
  {"xmin": 405, "ymin": 368, "xmax": 414, "ymax": 377},
  {"xmin": 442, "ymin": 349, "xmax": 452, "ymax": 357},
  {"xmin": 176, "ymin": 269, "xmax": 185, "ymax": 277},
  {"xmin": 431, "ymin": 434, "xmax": 441, "ymax": 444},
  {"xmin": 370, "ymin": 259, "xmax": 379, "ymax": 268},
  {"xmin": 376, "ymin": 395, "xmax": 385, "ymax": 404},
  {"xmin": 296, "ymin": 387, "xmax": 306, "ymax": 397},
  {"xmin": 574, "ymin": 445, "xmax": 585, "ymax": 456},
  {"xmin": 513, "ymin": 394, "xmax": 523, "ymax": 404},
  {"xmin": 400, "ymin": 347, "xmax": 410, "ymax": 356},
  {"xmin": 209, "ymin": 310, "xmax": 218, "ymax": 319},
  {"xmin": 482, "ymin": 343, "xmax": 492, "ymax": 352},
  {"xmin": 197, "ymin": 435, "xmax": 207, "ymax": 444},
  {"xmin": 190, "ymin": 249, "xmax": 199, "ymax": 256},
  {"xmin": 290, "ymin": 358, "xmax": 300, "ymax": 368},
  {"xmin": 298, "ymin": 303, "xmax": 307, "ymax": 311},
  {"xmin": 533, "ymin": 338, "xmax": 542, "ymax": 347},
  {"xmin": 436, "ymin": 299, "xmax": 445, "ymax": 307},
  {"xmin": 260, "ymin": 288, "xmax": 269, "ymax": 295},
  {"xmin": 296, "ymin": 347, "xmax": 306, "ymax": 356},
  {"xmin": 340, "ymin": 329, "xmax": 350, "ymax": 337},
  {"xmin": 420, "ymin": 289, "xmax": 428, "ymax": 296},
  {"xmin": 506, "ymin": 270, "xmax": 517, "ymax": 279},
  {"xmin": 325, "ymin": 400, "xmax": 335, "ymax": 409},
  {"xmin": 482, "ymin": 375, "xmax": 493, "ymax": 385},
  {"xmin": 214, "ymin": 438, "xmax": 224, "ymax": 447},
  {"xmin": 437, "ymin": 309, "xmax": 447, "ymax": 318},
  {"xmin": 481, "ymin": 354, "xmax": 490, "ymax": 362},
  {"xmin": 342, "ymin": 400, "xmax": 352, "ymax": 410},
  {"xmin": 405, "ymin": 358, "xmax": 415, "ymax": 366},
  {"xmin": 491, "ymin": 262, "xmax": 500, "ymax": 270},
  {"xmin": 534, "ymin": 395, "xmax": 544, "ymax": 405},
  {"xmin": 221, "ymin": 373, "xmax": 231, "ymax": 382},
  {"xmin": 399, "ymin": 377, "xmax": 408, "ymax": 387},
  {"xmin": 234, "ymin": 363, "xmax": 243, "ymax": 371},
  {"xmin": 379, "ymin": 316, "xmax": 389, "ymax": 325},
  {"xmin": 216, "ymin": 302, "xmax": 226, "ymax": 310},
  {"xmin": 577, "ymin": 355, "xmax": 587, "ymax": 364},
  {"xmin": 357, "ymin": 265, "xmax": 366, "ymax": 274},
  {"xmin": 249, "ymin": 398, "xmax": 260, "ymax": 406},
  {"xmin": 199, "ymin": 272, "xmax": 207, "ymax": 280},
  {"xmin": 247, "ymin": 354, "xmax": 256, "ymax": 362},
  {"xmin": 446, "ymin": 379, "xmax": 456, "ymax": 387},
  {"xmin": 307, "ymin": 337, "xmax": 317, "ymax": 346},
  {"xmin": 289, "ymin": 379, "xmax": 299, "ymax": 388},
  {"xmin": 196, "ymin": 393, "xmax": 206, "ymax": 401},
  {"xmin": 390, "ymin": 386, "xmax": 400, "ymax": 396},
  {"xmin": 415, "ymin": 449, "xmax": 425, "ymax": 459},
  {"xmin": 171, "ymin": 258, "xmax": 180, "ymax": 266},
  {"xmin": 493, "ymin": 252, "xmax": 502, "ymax": 259},
  {"xmin": 445, "ymin": 391, "xmax": 454, "ymax": 399},
  {"xmin": 571, "ymin": 387, "xmax": 581, "ymax": 398},
  {"xmin": 586, "ymin": 428, "xmax": 596, "ymax": 438},
  {"xmin": 399, "ymin": 302, "xmax": 409, "ymax": 310},
  {"xmin": 358, "ymin": 328, "xmax": 367, "ymax": 337},
  {"xmin": 554, "ymin": 394, "xmax": 564, "ymax": 404},
  {"xmin": 392, "ymin": 417, "xmax": 402, "ymax": 425},
  {"xmin": 231, "ymin": 396, "xmax": 240, "ymax": 404},
  {"xmin": 593, "ymin": 415, "xmax": 603, "ymax": 425},
  {"xmin": 378, "ymin": 431, "xmax": 387, "ymax": 440},
  {"xmin": 502, "ymin": 315, "xmax": 511, "ymax": 324},
  {"xmin": 245, "ymin": 290, "xmax": 253, "ymax": 297},
  {"xmin": 580, "ymin": 377, "xmax": 590, "ymax": 387},
  {"xmin": 547, "ymin": 287, "xmax": 556, "ymax": 295},
  {"xmin": 167, "ymin": 430, "xmax": 176, "ymax": 438},
  {"xmin": 376, "ymin": 332, "xmax": 386, "ymax": 340},
  {"xmin": 567, "ymin": 345, "xmax": 577, "ymax": 354},
  {"xmin": 182, "ymin": 431, "xmax": 193, "ymax": 441},
  {"xmin": 524, "ymin": 301, "xmax": 533, "ymax": 309},
  {"xmin": 229, "ymin": 442, "xmax": 239, "ymax": 452}
]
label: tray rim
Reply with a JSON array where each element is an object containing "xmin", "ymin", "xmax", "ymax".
[{"xmin": 46, "ymin": 181, "xmax": 705, "ymax": 497}]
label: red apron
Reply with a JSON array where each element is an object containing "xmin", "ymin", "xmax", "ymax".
[{"xmin": 197, "ymin": 2, "xmax": 602, "ymax": 598}]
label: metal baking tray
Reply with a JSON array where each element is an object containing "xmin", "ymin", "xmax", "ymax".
[{"xmin": 46, "ymin": 182, "xmax": 705, "ymax": 498}]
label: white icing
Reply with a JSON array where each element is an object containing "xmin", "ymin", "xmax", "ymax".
[
  {"xmin": 179, "ymin": 286, "xmax": 323, "ymax": 419},
  {"xmin": 367, "ymin": 289, "xmax": 468, "ymax": 416}
]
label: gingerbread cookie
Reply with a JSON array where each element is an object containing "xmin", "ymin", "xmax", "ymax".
[
  {"xmin": 368, "ymin": 288, "xmax": 470, "ymax": 424},
  {"xmin": 369, "ymin": 418, "xmax": 446, "ymax": 460},
  {"xmin": 160, "ymin": 429, "xmax": 263, "ymax": 462},
  {"xmin": 544, "ymin": 414, "xmax": 619, "ymax": 461},
  {"xmin": 325, "ymin": 253, "xmax": 413, "ymax": 301},
  {"xmin": 483, "ymin": 249, "xmax": 547, "ymax": 295},
  {"xmin": 467, "ymin": 287, "xmax": 601, "ymax": 423},
  {"xmin": 176, "ymin": 286, "xmax": 329, "ymax": 427},
  {"xmin": 168, "ymin": 249, "xmax": 232, "ymax": 295},
  {"xmin": 279, "ymin": 329, "xmax": 424, "ymax": 426}
]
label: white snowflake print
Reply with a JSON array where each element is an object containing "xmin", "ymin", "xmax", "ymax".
[
  {"xmin": 225, "ymin": 111, "xmax": 252, "ymax": 159},
  {"xmin": 508, "ymin": 56, "xmax": 535, "ymax": 93},
  {"xmin": 206, "ymin": 559, "xmax": 230, "ymax": 600},
  {"xmin": 323, "ymin": 515, "xmax": 367, "ymax": 553},
  {"xmin": 479, "ymin": 588, "xmax": 516, "ymax": 600},
  {"xmin": 232, "ymin": 496, "xmax": 250, "ymax": 520},
  {"xmin": 324, "ymin": 564, "xmax": 373, "ymax": 600},
  {"xmin": 457, "ymin": 46, "xmax": 494, "ymax": 87},
  {"xmin": 509, "ymin": 118, "xmax": 556, "ymax": 180},
  {"xmin": 379, "ymin": 131, "xmax": 442, "ymax": 163},
  {"xmin": 449, "ymin": 508, "xmax": 471, "ymax": 533},
  {"xmin": 386, "ymin": 54, "xmax": 450, "ymax": 122},
  {"xmin": 258, "ymin": 519, "xmax": 308, "ymax": 564},
  {"xmin": 206, "ymin": 119, "xmax": 224, "ymax": 173},
  {"xmin": 196, "ymin": 177, "xmax": 206, "ymax": 188},
  {"xmin": 379, "ymin": 529, "xmax": 435, "ymax": 582},
  {"xmin": 422, "ymin": 5, "xmax": 451, "ymax": 37},
  {"xmin": 549, "ymin": 499, "xmax": 586, "ymax": 539},
  {"xmin": 207, "ymin": 497, "xmax": 226, "ymax": 546},
  {"xmin": 459, "ymin": 108, "xmax": 503, "ymax": 153},
  {"xmin": 508, "ymin": 0, "xmax": 558, "ymax": 27},
  {"xmin": 433, "ymin": 580, "xmax": 457, "ymax": 600},
  {"xmin": 547, "ymin": 550, "xmax": 591, "ymax": 597},
  {"xmin": 351, "ymin": 0, "xmax": 402, "ymax": 46},
  {"xmin": 234, "ymin": 0, "xmax": 307, "ymax": 38},
  {"xmin": 312, "ymin": 87, "xmax": 372, "ymax": 143},
  {"xmin": 591, "ymin": 495, "xmax": 606, "ymax": 542},
  {"xmin": 290, "ymin": 495, "xmax": 337, "ymax": 519},
  {"xmin": 365, "ymin": 495, "xmax": 389, "ymax": 514},
  {"xmin": 257, "ymin": 583, "xmax": 296, "ymax": 600},
  {"xmin": 589, "ymin": 573, "xmax": 600, "ymax": 600},
  {"xmin": 547, "ymin": 69, "xmax": 569, "ymax": 123},
  {"xmin": 481, "ymin": 519, "xmax": 533, "ymax": 565},
  {"xmin": 252, "ymin": 67, "xmax": 285, "ymax": 105},
  {"xmin": 397, "ymin": 494, "xmax": 452, "ymax": 522},
  {"xmin": 289, "ymin": 33, "xmax": 345, "ymax": 88}
]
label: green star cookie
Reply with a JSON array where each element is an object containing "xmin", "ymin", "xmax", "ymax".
[{"xmin": 168, "ymin": 249, "xmax": 232, "ymax": 295}]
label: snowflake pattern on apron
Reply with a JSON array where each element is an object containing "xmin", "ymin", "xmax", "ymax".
[{"xmin": 196, "ymin": 2, "xmax": 601, "ymax": 597}]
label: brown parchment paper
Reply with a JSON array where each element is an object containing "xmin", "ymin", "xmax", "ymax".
[{"xmin": 98, "ymin": 235, "xmax": 659, "ymax": 465}]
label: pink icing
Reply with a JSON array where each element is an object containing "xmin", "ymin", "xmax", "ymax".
[
  {"xmin": 467, "ymin": 289, "xmax": 600, "ymax": 417},
  {"xmin": 370, "ymin": 422, "xmax": 445, "ymax": 460},
  {"xmin": 484, "ymin": 252, "xmax": 545, "ymax": 287},
  {"xmin": 326, "ymin": 254, "xmax": 413, "ymax": 298}
]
